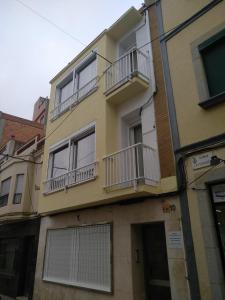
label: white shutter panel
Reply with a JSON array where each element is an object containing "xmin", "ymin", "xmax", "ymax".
[
  {"xmin": 43, "ymin": 224, "xmax": 111, "ymax": 292},
  {"xmin": 75, "ymin": 224, "xmax": 111, "ymax": 291},
  {"xmin": 44, "ymin": 228, "xmax": 74, "ymax": 283}
]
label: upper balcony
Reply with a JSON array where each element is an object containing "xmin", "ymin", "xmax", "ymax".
[{"xmin": 104, "ymin": 48, "xmax": 150, "ymax": 105}]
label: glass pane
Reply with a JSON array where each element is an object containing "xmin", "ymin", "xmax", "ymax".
[
  {"xmin": 52, "ymin": 146, "xmax": 68, "ymax": 177},
  {"xmin": 133, "ymin": 124, "xmax": 143, "ymax": 144},
  {"xmin": 15, "ymin": 174, "xmax": 24, "ymax": 194},
  {"xmin": 1, "ymin": 178, "xmax": 11, "ymax": 196},
  {"xmin": 76, "ymin": 133, "xmax": 95, "ymax": 168},
  {"xmin": 78, "ymin": 59, "xmax": 96, "ymax": 89},
  {"xmin": 61, "ymin": 79, "xmax": 73, "ymax": 103}
]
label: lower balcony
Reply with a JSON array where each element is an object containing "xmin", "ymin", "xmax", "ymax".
[
  {"xmin": 44, "ymin": 162, "xmax": 97, "ymax": 194},
  {"xmin": 103, "ymin": 143, "xmax": 160, "ymax": 190}
]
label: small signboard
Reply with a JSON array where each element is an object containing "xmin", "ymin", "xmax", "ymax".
[
  {"xmin": 167, "ymin": 231, "xmax": 183, "ymax": 248},
  {"xmin": 212, "ymin": 183, "xmax": 225, "ymax": 203},
  {"xmin": 192, "ymin": 152, "xmax": 212, "ymax": 170}
]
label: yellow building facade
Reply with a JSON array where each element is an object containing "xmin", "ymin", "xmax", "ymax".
[
  {"xmin": 155, "ymin": 0, "xmax": 225, "ymax": 299},
  {"xmin": 33, "ymin": 6, "xmax": 193, "ymax": 300}
]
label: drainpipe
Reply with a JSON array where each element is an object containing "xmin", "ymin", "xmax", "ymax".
[{"xmin": 154, "ymin": 1, "xmax": 201, "ymax": 300}]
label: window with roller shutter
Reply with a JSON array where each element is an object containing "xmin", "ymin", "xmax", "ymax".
[{"xmin": 43, "ymin": 224, "xmax": 112, "ymax": 292}]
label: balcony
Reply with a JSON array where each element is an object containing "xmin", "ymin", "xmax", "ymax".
[
  {"xmin": 44, "ymin": 162, "xmax": 97, "ymax": 194},
  {"xmin": 50, "ymin": 77, "xmax": 98, "ymax": 121},
  {"xmin": 103, "ymin": 143, "xmax": 160, "ymax": 190},
  {"xmin": 104, "ymin": 48, "xmax": 150, "ymax": 104}
]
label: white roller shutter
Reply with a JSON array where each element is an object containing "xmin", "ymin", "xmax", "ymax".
[{"xmin": 43, "ymin": 224, "xmax": 111, "ymax": 292}]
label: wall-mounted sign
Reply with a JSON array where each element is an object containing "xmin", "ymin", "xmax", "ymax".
[
  {"xmin": 167, "ymin": 231, "xmax": 183, "ymax": 248},
  {"xmin": 212, "ymin": 183, "xmax": 225, "ymax": 203},
  {"xmin": 192, "ymin": 152, "xmax": 212, "ymax": 170}
]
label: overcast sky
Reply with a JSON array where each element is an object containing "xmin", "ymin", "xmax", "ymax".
[{"xmin": 0, "ymin": 0, "xmax": 141, "ymax": 120}]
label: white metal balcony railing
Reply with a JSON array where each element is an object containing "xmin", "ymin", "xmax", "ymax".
[
  {"xmin": 50, "ymin": 77, "xmax": 98, "ymax": 120},
  {"xmin": 103, "ymin": 143, "xmax": 159, "ymax": 189},
  {"xmin": 105, "ymin": 48, "xmax": 150, "ymax": 94},
  {"xmin": 44, "ymin": 162, "xmax": 96, "ymax": 194}
]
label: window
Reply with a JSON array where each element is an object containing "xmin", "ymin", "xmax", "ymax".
[
  {"xmin": 59, "ymin": 77, "xmax": 74, "ymax": 104},
  {"xmin": 49, "ymin": 130, "xmax": 95, "ymax": 179},
  {"xmin": 13, "ymin": 174, "xmax": 24, "ymax": 204},
  {"xmin": 71, "ymin": 132, "xmax": 95, "ymax": 169},
  {"xmin": 198, "ymin": 28, "xmax": 225, "ymax": 107},
  {"xmin": 45, "ymin": 127, "xmax": 96, "ymax": 193},
  {"xmin": 51, "ymin": 145, "xmax": 69, "ymax": 178},
  {"xmin": 52, "ymin": 53, "xmax": 97, "ymax": 120},
  {"xmin": 76, "ymin": 57, "xmax": 97, "ymax": 92},
  {"xmin": 0, "ymin": 177, "xmax": 11, "ymax": 207},
  {"xmin": 43, "ymin": 224, "xmax": 111, "ymax": 292}
]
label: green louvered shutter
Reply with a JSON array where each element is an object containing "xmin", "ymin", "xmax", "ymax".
[{"xmin": 200, "ymin": 36, "xmax": 225, "ymax": 97}]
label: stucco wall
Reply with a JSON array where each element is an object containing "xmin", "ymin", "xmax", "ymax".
[{"xmin": 34, "ymin": 197, "xmax": 189, "ymax": 300}]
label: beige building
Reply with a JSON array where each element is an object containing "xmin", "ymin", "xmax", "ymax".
[
  {"xmin": 153, "ymin": 0, "xmax": 225, "ymax": 299},
  {"xmin": 33, "ymin": 6, "xmax": 192, "ymax": 300},
  {"xmin": 0, "ymin": 135, "xmax": 44, "ymax": 299},
  {"xmin": 0, "ymin": 100, "xmax": 47, "ymax": 299}
]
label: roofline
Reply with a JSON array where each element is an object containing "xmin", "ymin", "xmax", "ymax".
[
  {"xmin": 0, "ymin": 112, "xmax": 44, "ymax": 129},
  {"xmin": 50, "ymin": 29, "xmax": 107, "ymax": 84},
  {"xmin": 50, "ymin": 6, "xmax": 142, "ymax": 84}
]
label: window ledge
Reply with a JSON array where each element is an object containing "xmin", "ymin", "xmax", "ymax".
[{"xmin": 198, "ymin": 91, "xmax": 225, "ymax": 109}]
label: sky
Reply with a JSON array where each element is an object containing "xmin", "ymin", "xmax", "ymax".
[{"xmin": 0, "ymin": 0, "xmax": 142, "ymax": 120}]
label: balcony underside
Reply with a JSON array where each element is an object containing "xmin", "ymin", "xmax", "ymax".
[
  {"xmin": 39, "ymin": 176, "xmax": 177, "ymax": 215},
  {"xmin": 105, "ymin": 76, "xmax": 149, "ymax": 105}
]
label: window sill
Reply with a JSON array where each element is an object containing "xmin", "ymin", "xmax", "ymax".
[{"xmin": 198, "ymin": 91, "xmax": 225, "ymax": 109}]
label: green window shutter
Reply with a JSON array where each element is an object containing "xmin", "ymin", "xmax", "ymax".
[{"xmin": 200, "ymin": 36, "xmax": 225, "ymax": 97}]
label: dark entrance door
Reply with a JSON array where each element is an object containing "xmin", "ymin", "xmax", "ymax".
[
  {"xmin": 142, "ymin": 223, "xmax": 171, "ymax": 300},
  {"xmin": 17, "ymin": 236, "xmax": 36, "ymax": 299}
]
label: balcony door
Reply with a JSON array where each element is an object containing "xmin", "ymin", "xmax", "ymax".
[
  {"xmin": 129, "ymin": 123, "xmax": 144, "ymax": 180},
  {"xmin": 130, "ymin": 123, "xmax": 142, "ymax": 145},
  {"xmin": 118, "ymin": 31, "xmax": 137, "ymax": 83}
]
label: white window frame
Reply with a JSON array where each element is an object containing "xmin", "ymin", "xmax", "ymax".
[
  {"xmin": 0, "ymin": 177, "xmax": 11, "ymax": 207},
  {"xmin": 48, "ymin": 125, "xmax": 96, "ymax": 180},
  {"xmin": 52, "ymin": 52, "xmax": 98, "ymax": 120},
  {"xmin": 43, "ymin": 224, "xmax": 112, "ymax": 293},
  {"xmin": 13, "ymin": 174, "xmax": 24, "ymax": 204}
]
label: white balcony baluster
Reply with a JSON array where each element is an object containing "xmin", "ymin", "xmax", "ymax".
[
  {"xmin": 103, "ymin": 143, "xmax": 159, "ymax": 189},
  {"xmin": 44, "ymin": 162, "xmax": 96, "ymax": 194}
]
